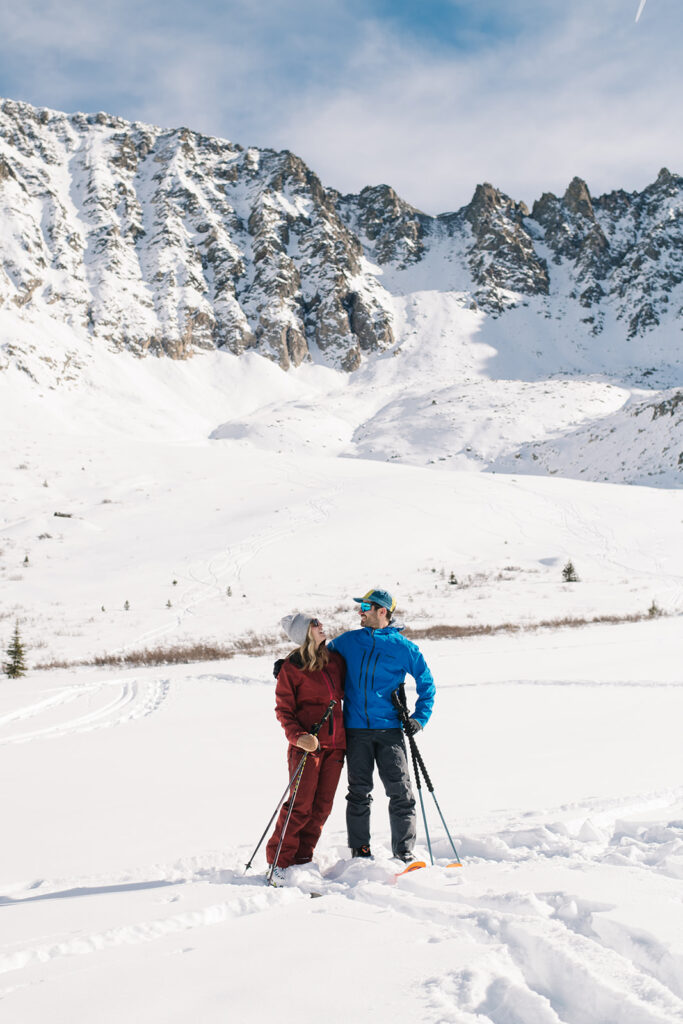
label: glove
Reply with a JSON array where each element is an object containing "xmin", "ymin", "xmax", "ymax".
[
  {"xmin": 296, "ymin": 733, "xmax": 319, "ymax": 752},
  {"xmin": 406, "ymin": 718, "xmax": 422, "ymax": 735}
]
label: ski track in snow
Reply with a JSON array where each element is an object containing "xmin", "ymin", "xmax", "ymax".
[
  {"xmin": 0, "ymin": 677, "xmax": 170, "ymax": 745},
  {"xmin": 2, "ymin": 794, "xmax": 682, "ymax": 1018}
]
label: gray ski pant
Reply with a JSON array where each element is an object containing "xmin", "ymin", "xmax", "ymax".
[{"xmin": 345, "ymin": 728, "xmax": 416, "ymax": 857}]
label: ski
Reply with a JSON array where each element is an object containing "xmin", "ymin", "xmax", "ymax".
[
  {"xmin": 395, "ymin": 860, "xmax": 462, "ymax": 879},
  {"xmin": 395, "ymin": 860, "xmax": 427, "ymax": 878},
  {"xmin": 264, "ymin": 876, "xmax": 324, "ymax": 898}
]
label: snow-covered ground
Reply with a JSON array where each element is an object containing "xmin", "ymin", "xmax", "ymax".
[
  {"xmin": 2, "ymin": 302, "xmax": 683, "ymax": 1020},
  {"xmin": 1, "ymin": 621, "xmax": 682, "ymax": 1023}
]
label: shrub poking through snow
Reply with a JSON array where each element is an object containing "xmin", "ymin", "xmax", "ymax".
[
  {"xmin": 562, "ymin": 560, "xmax": 579, "ymax": 582},
  {"xmin": 3, "ymin": 622, "xmax": 26, "ymax": 678},
  {"xmin": 648, "ymin": 599, "xmax": 663, "ymax": 618}
]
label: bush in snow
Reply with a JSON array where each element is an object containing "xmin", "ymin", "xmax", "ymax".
[
  {"xmin": 3, "ymin": 622, "xmax": 26, "ymax": 678},
  {"xmin": 562, "ymin": 560, "xmax": 579, "ymax": 583}
]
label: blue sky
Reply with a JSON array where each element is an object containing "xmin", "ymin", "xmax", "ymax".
[{"xmin": 0, "ymin": 0, "xmax": 680, "ymax": 212}]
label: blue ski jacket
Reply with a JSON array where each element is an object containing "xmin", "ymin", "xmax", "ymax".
[{"xmin": 327, "ymin": 625, "xmax": 435, "ymax": 729}]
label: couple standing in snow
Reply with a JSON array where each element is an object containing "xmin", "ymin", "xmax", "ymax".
[{"xmin": 265, "ymin": 588, "xmax": 436, "ymax": 884}]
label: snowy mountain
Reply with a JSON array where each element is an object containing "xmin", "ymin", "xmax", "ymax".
[
  {"xmin": 1, "ymin": 95, "xmax": 682, "ymax": 490},
  {"xmin": 3, "ymin": 101, "xmax": 683, "ymax": 1023},
  {"xmin": 1, "ymin": 96, "xmax": 682, "ymax": 375}
]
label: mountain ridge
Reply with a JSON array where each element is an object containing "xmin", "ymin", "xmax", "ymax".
[
  {"xmin": 1, "ymin": 96, "xmax": 681, "ymax": 377},
  {"xmin": 1, "ymin": 97, "xmax": 682, "ymax": 488}
]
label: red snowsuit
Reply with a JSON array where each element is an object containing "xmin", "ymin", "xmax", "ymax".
[{"xmin": 266, "ymin": 650, "xmax": 346, "ymax": 868}]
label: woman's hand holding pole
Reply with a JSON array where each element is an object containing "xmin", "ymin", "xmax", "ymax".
[{"xmin": 296, "ymin": 734, "xmax": 319, "ymax": 752}]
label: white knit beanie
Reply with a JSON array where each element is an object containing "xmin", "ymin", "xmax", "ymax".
[{"xmin": 280, "ymin": 613, "xmax": 313, "ymax": 647}]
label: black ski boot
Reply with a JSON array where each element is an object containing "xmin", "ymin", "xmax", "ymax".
[{"xmin": 351, "ymin": 845, "xmax": 372, "ymax": 858}]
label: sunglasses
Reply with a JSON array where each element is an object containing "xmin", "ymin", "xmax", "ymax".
[
  {"xmin": 310, "ymin": 618, "xmax": 321, "ymax": 627},
  {"xmin": 359, "ymin": 602, "xmax": 374, "ymax": 612}
]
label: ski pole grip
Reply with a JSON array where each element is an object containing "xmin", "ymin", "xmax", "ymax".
[{"xmin": 312, "ymin": 700, "xmax": 336, "ymax": 736}]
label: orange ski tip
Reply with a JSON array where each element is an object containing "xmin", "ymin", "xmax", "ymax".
[
  {"xmin": 447, "ymin": 861, "xmax": 463, "ymax": 868},
  {"xmin": 395, "ymin": 860, "xmax": 427, "ymax": 877}
]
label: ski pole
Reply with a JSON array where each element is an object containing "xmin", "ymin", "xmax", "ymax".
[
  {"xmin": 392, "ymin": 688, "xmax": 462, "ymax": 866},
  {"xmin": 266, "ymin": 699, "xmax": 336, "ymax": 884},
  {"xmin": 409, "ymin": 739, "xmax": 462, "ymax": 866},
  {"xmin": 411, "ymin": 736, "xmax": 434, "ymax": 865},
  {"xmin": 392, "ymin": 688, "xmax": 433, "ymax": 864},
  {"xmin": 244, "ymin": 751, "xmax": 308, "ymax": 872},
  {"xmin": 245, "ymin": 700, "xmax": 336, "ymax": 874},
  {"xmin": 266, "ymin": 755, "xmax": 308, "ymax": 884}
]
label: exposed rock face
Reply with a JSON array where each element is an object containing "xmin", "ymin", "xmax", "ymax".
[
  {"xmin": 596, "ymin": 168, "xmax": 683, "ymax": 339},
  {"xmin": 459, "ymin": 183, "xmax": 550, "ymax": 310},
  {"xmin": 336, "ymin": 184, "xmax": 428, "ymax": 267},
  {"xmin": 530, "ymin": 171, "xmax": 683, "ymax": 336},
  {"xmin": 1, "ymin": 97, "xmax": 682, "ymax": 373},
  {"xmin": 0, "ymin": 99, "xmax": 394, "ymax": 370}
]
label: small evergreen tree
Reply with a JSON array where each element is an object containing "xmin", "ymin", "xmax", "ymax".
[
  {"xmin": 562, "ymin": 560, "xmax": 579, "ymax": 583},
  {"xmin": 648, "ymin": 599, "xmax": 662, "ymax": 618},
  {"xmin": 124, "ymin": 599, "xmax": 130, "ymax": 611},
  {"xmin": 4, "ymin": 622, "xmax": 26, "ymax": 678}
]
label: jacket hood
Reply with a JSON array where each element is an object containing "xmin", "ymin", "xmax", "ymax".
[{"xmin": 273, "ymin": 650, "xmax": 304, "ymax": 678}]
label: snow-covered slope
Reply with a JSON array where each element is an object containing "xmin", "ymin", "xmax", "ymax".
[
  {"xmin": 493, "ymin": 387, "xmax": 683, "ymax": 485},
  {"xmin": 2, "ymin": 98, "xmax": 683, "ymax": 1020},
  {"xmin": 2, "ymin": 97, "xmax": 683, "ymax": 486},
  {"xmin": 2, "ymin": 625, "xmax": 682, "ymax": 1023}
]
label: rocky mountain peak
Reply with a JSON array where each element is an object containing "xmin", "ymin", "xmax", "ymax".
[
  {"xmin": 461, "ymin": 183, "xmax": 548, "ymax": 310},
  {"xmin": 335, "ymin": 183, "xmax": 428, "ymax": 268},
  {"xmin": 532, "ymin": 177, "xmax": 609, "ymax": 305},
  {"xmin": 464, "ymin": 182, "xmax": 529, "ymax": 230},
  {"xmin": 0, "ymin": 99, "xmax": 395, "ymax": 371},
  {"xmin": 0, "ymin": 97, "xmax": 681, "ymax": 378},
  {"xmin": 562, "ymin": 176, "xmax": 595, "ymax": 220}
]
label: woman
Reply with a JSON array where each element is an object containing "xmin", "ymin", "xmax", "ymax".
[{"xmin": 266, "ymin": 613, "xmax": 345, "ymax": 884}]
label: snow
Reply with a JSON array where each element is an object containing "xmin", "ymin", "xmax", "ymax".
[
  {"xmin": 2, "ymin": 280, "xmax": 683, "ymax": 1020},
  {"xmin": 1, "ymin": 625, "xmax": 682, "ymax": 1022}
]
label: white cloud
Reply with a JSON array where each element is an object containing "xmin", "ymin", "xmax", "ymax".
[
  {"xmin": 1, "ymin": 0, "xmax": 681, "ymax": 211},
  {"xmin": 267, "ymin": 2, "xmax": 683, "ymax": 211}
]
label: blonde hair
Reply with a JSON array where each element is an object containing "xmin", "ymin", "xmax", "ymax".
[{"xmin": 292, "ymin": 624, "xmax": 329, "ymax": 672}]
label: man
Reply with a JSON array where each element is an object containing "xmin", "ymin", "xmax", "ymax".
[{"xmin": 327, "ymin": 588, "xmax": 435, "ymax": 863}]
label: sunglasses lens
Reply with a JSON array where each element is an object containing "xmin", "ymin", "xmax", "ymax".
[
  {"xmin": 360, "ymin": 602, "xmax": 371, "ymax": 611},
  {"xmin": 310, "ymin": 618, "xmax": 320, "ymax": 627}
]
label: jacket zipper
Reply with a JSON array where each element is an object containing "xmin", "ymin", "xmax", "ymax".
[
  {"xmin": 357, "ymin": 651, "xmax": 367, "ymax": 726},
  {"xmin": 364, "ymin": 635, "xmax": 376, "ymax": 727}
]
